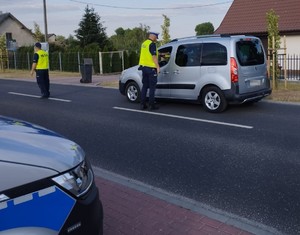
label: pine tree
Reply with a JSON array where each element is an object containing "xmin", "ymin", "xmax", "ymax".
[{"xmin": 75, "ymin": 5, "xmax": 108, "ymax": 49}]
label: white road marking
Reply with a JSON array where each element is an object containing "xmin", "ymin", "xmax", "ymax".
[
  {"xmin": 8, "ymin": 92, "xmax": 71, "ymax": 103},
  {"xmin": 113, "ymin": 106, "xmax": 253, "ymax": 129}
]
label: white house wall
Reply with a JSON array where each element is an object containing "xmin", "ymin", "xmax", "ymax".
[
  {"xmin": 280, "ymin": 35, "xmax": 300, "ymax": 55},
  {"xmin": 0, "ymin": 17, "xmax": 34, "ymax": 47}
]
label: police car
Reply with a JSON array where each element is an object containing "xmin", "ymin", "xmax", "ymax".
[{"xmin": 0, "ymin": 116, "xmax": 103, "ymax": 235}]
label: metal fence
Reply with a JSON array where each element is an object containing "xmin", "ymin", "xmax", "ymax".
[
  {"xmin": 2, "ymin": 50, "xmax": 139, "ymax": 74},
  {"xmin": 2, "ymin": 50, "xmax": 300, "ymax": 80},
  {"xmin": 278, "ymin": 54, "xmax": 300, "ymax": 81}
]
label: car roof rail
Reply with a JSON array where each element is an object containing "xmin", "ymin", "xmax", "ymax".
[{"xmin": 169, "ymin": 34, "xmax": 236, "ymax": 42}]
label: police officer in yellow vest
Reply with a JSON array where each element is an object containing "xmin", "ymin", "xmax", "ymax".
[
  {"xmin": 139, "ymin": 31, "xmax": 160, "ymax": 110},
  {"xmin": 30, "ymin": 42, "xmax": 50, "ymax": 98}
]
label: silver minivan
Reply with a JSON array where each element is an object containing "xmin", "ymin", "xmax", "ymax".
[{"xmin": 119, "ymin": 35, "xmax": 272, "ymax": 113}]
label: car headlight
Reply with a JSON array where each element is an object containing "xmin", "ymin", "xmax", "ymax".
[{"xmin": 52, "ymin": 160, "xmax": 93, "ymax": 198}]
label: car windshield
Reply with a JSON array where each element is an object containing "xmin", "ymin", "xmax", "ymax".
[{"xmin": 236, "ymin": 39, "xmax": 265, "ymax": 66}]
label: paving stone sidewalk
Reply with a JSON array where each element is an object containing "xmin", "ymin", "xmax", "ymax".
[
  {"xmin": 93, "ymin": 167, "xmax": 282, "ymax": 235},
  {"xmin": 95, "ymin": 177, "xmax": 253, "ymax": 235}
]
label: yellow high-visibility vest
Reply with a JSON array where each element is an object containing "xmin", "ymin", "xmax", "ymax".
[
  {"xmin": 36, "ymin": 50, "xmax": 49, "ymax": 70},
  {"xmin": 139, "ymin": 39, "xmax": 158, "ymax": 68}
]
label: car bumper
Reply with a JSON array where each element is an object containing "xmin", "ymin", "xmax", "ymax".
[
  {"xmin": 0, "ymin": 182, "xmax": 103, "ymax": 235},
  {"xmin": 119, "ymin": 81, "xmax": 126, "ymax": 95},
  {"xmin": 60, "ymin": 182, "xmax": 103, "ymax": 235},
  {"xmin": 224, "ymin": 85, "xmax": 272, "ymax": 104}
]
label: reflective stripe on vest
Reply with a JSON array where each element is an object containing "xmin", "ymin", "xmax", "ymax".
[
  {"xmin": 36, "ymin": 50, "xmax": 49, "ymax": 70},
  {"xmin": 139, "ymin": 39, "xmax": 158, "ymax": 68}
]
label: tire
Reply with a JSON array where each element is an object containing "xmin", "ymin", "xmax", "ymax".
[
  {"xmin": 201, "ymin": 86, "xmax": 228, "ymax": 113},
  {"xmin": 125, "ymin": 82, "xmax": 140, "ymax": 103}
]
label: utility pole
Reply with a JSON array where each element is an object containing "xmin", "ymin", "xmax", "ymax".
[{"xmin": 43, "ymin": 0, "xmax": 48, "ymax": 42}]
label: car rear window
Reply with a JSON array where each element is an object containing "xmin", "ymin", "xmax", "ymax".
[{"xmin": 236, "ymin": 39, "xmax": 265, "ymax": 66}]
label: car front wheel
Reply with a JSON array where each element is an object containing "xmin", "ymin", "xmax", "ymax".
[
  {"xmin": 201, "ymin": 86, "xmax": 227, "ymax": 113},
  {"xmin": 125, "ymin": 82, "xmax": 140, "ymax": 103}
]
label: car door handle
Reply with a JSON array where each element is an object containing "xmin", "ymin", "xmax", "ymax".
[
  {"xmin": 173, "ymin": 70, "xmax": 180, "ymax": 74},
  {"xmin": 162, "ymin": 71, "xmax": 169, "ymax": 75}
]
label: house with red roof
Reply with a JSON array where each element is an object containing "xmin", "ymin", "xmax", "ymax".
[{"xmin": 215, "ymin": 0, "xmax": 300, "ymax": 55}]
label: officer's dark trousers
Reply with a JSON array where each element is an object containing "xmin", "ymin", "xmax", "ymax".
[
  {"xmin": 36, "ymin": 69, "xmax": 50, "ymax": 97},
  {"xmin": 141, "ymin": 67, "xmax": 157, "ymax": 106}
]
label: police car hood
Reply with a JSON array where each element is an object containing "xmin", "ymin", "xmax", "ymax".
[{"xmin": 0, "ymin": 116, "xmax": 84, "ymax": 176}]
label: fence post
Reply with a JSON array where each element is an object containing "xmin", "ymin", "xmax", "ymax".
[
  {"xmin": 121, "ymin": 50, "xmax": 124, "ymax": 71},
  {"xmin": 77, "ymin": 52, "xmax": 80, "ymax": 73},
  {"xmin": 59, "ymin": 52, "xmax": 62, "ymax": 71},
  {"xmin": 99, "ymin": 52, "xmax": 103, "ymax": 74},
  {"xmin": 283, "ymin": 36, "xmax": 287, "ymax": 89},
  {"xmin": 13, "ymin": 51, "xmax": 17, "ymax": 70},
  {"xmin": 267, "ymin": 37, "xmax": 270, "ymax": 79},
  {"xmin": 272, "ymin": 36, "xmax": 276, "ymax": 89}
]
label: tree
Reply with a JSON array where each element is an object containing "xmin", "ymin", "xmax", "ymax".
[
  {"xmin": 75, "ymin": 5, "xmax": 108, "ymax": 49},
  {"xmin": 0, "ymin": 35, "xmax": 6, "ymax": 51},
  {"xmin": 0, "ymin": 34, "xmax": 8, "ymax": 71},
  {"xmin": 195, "ymin": 22, "xmax": 214, "ymax": 36},
  {"xmin": 33, "ymin": 22, "xmax": 44, "ymax": 42},
  {"xmin": 267, "ymin": 9, "xmax": 281, "ymax": 89},
  {"xmin": 109, "ymin": 24, "xmax": 149, "ymax": 52},
  {"xmin": 161, "ymin": 14, "xmax": 171, "ymax": 45}
]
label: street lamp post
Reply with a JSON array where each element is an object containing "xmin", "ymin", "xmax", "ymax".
[{"xmin": 43, "ymin": 0, "xmax": 48, "ymax": 42}]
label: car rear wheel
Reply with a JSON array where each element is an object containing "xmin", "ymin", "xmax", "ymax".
[
  {"xmin": 125, "ymin": 82, "xmax": 140, "ymax": 103},
  {"xmin": 202, "ymin": 86, "xmax": 227, "ymax": 113}
]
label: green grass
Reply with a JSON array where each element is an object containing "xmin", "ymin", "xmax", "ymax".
[
  {"xmin": 269, "ymin": 81, "xmax": 300, "ymax": 102},
  {"xmin": 0, "ymin": 69, "xmax": 80, "ymax": 78}
]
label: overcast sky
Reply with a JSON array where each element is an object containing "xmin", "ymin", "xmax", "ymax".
[{"xmin": 1, "ymin": 0, "xmax": 233, "ymax": 39}]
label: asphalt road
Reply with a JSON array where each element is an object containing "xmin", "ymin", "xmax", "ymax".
[{"xmin": 1, "ymin": 79, "xmax": 300, "ymax": 234}]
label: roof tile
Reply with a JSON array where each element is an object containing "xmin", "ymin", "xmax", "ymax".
[{"xmin": 215, "ymin": 0, "xmax": 300, "ymax": 34}]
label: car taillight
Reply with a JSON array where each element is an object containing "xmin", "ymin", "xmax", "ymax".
[{"xmin": 230, "ymin": 57, "xmax": 238, "ymax": 83}]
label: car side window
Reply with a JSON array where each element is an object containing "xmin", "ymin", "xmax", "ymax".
[
  {"xmin": 201, "ymin": 43, "xmax": 227, "ymax": 66},
  {"xmin": 159, "ymin": 46, "xmax": 172, "ymax": 67},
  {"xmin": 175, "ymin": 43, "xmax": 202, "ymax": 67}
]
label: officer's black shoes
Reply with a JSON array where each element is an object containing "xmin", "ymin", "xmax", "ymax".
[
  {"xmin": 141, "ymin": 103, "xmax": 159, "ymax": 110},
  {"xmin": 149, "ymin": 105, "xmax": 159, "ymax": 111},
  {"xmin": 140, "ymin": 104, "xmax": 148, "ymax": 110}
]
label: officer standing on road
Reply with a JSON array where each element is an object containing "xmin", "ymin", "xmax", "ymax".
[
  {"xmin": 138, "ymin": 31, "xmax": 160, "ymax": 110},
  {"xmin": 30, "ymin": 42, "xmax": 50, "ymax": 99}
]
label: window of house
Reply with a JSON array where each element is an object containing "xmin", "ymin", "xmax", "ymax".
[{"xmin": 5, "ymin": 33, "xmax": 12, "ymax": 47}]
